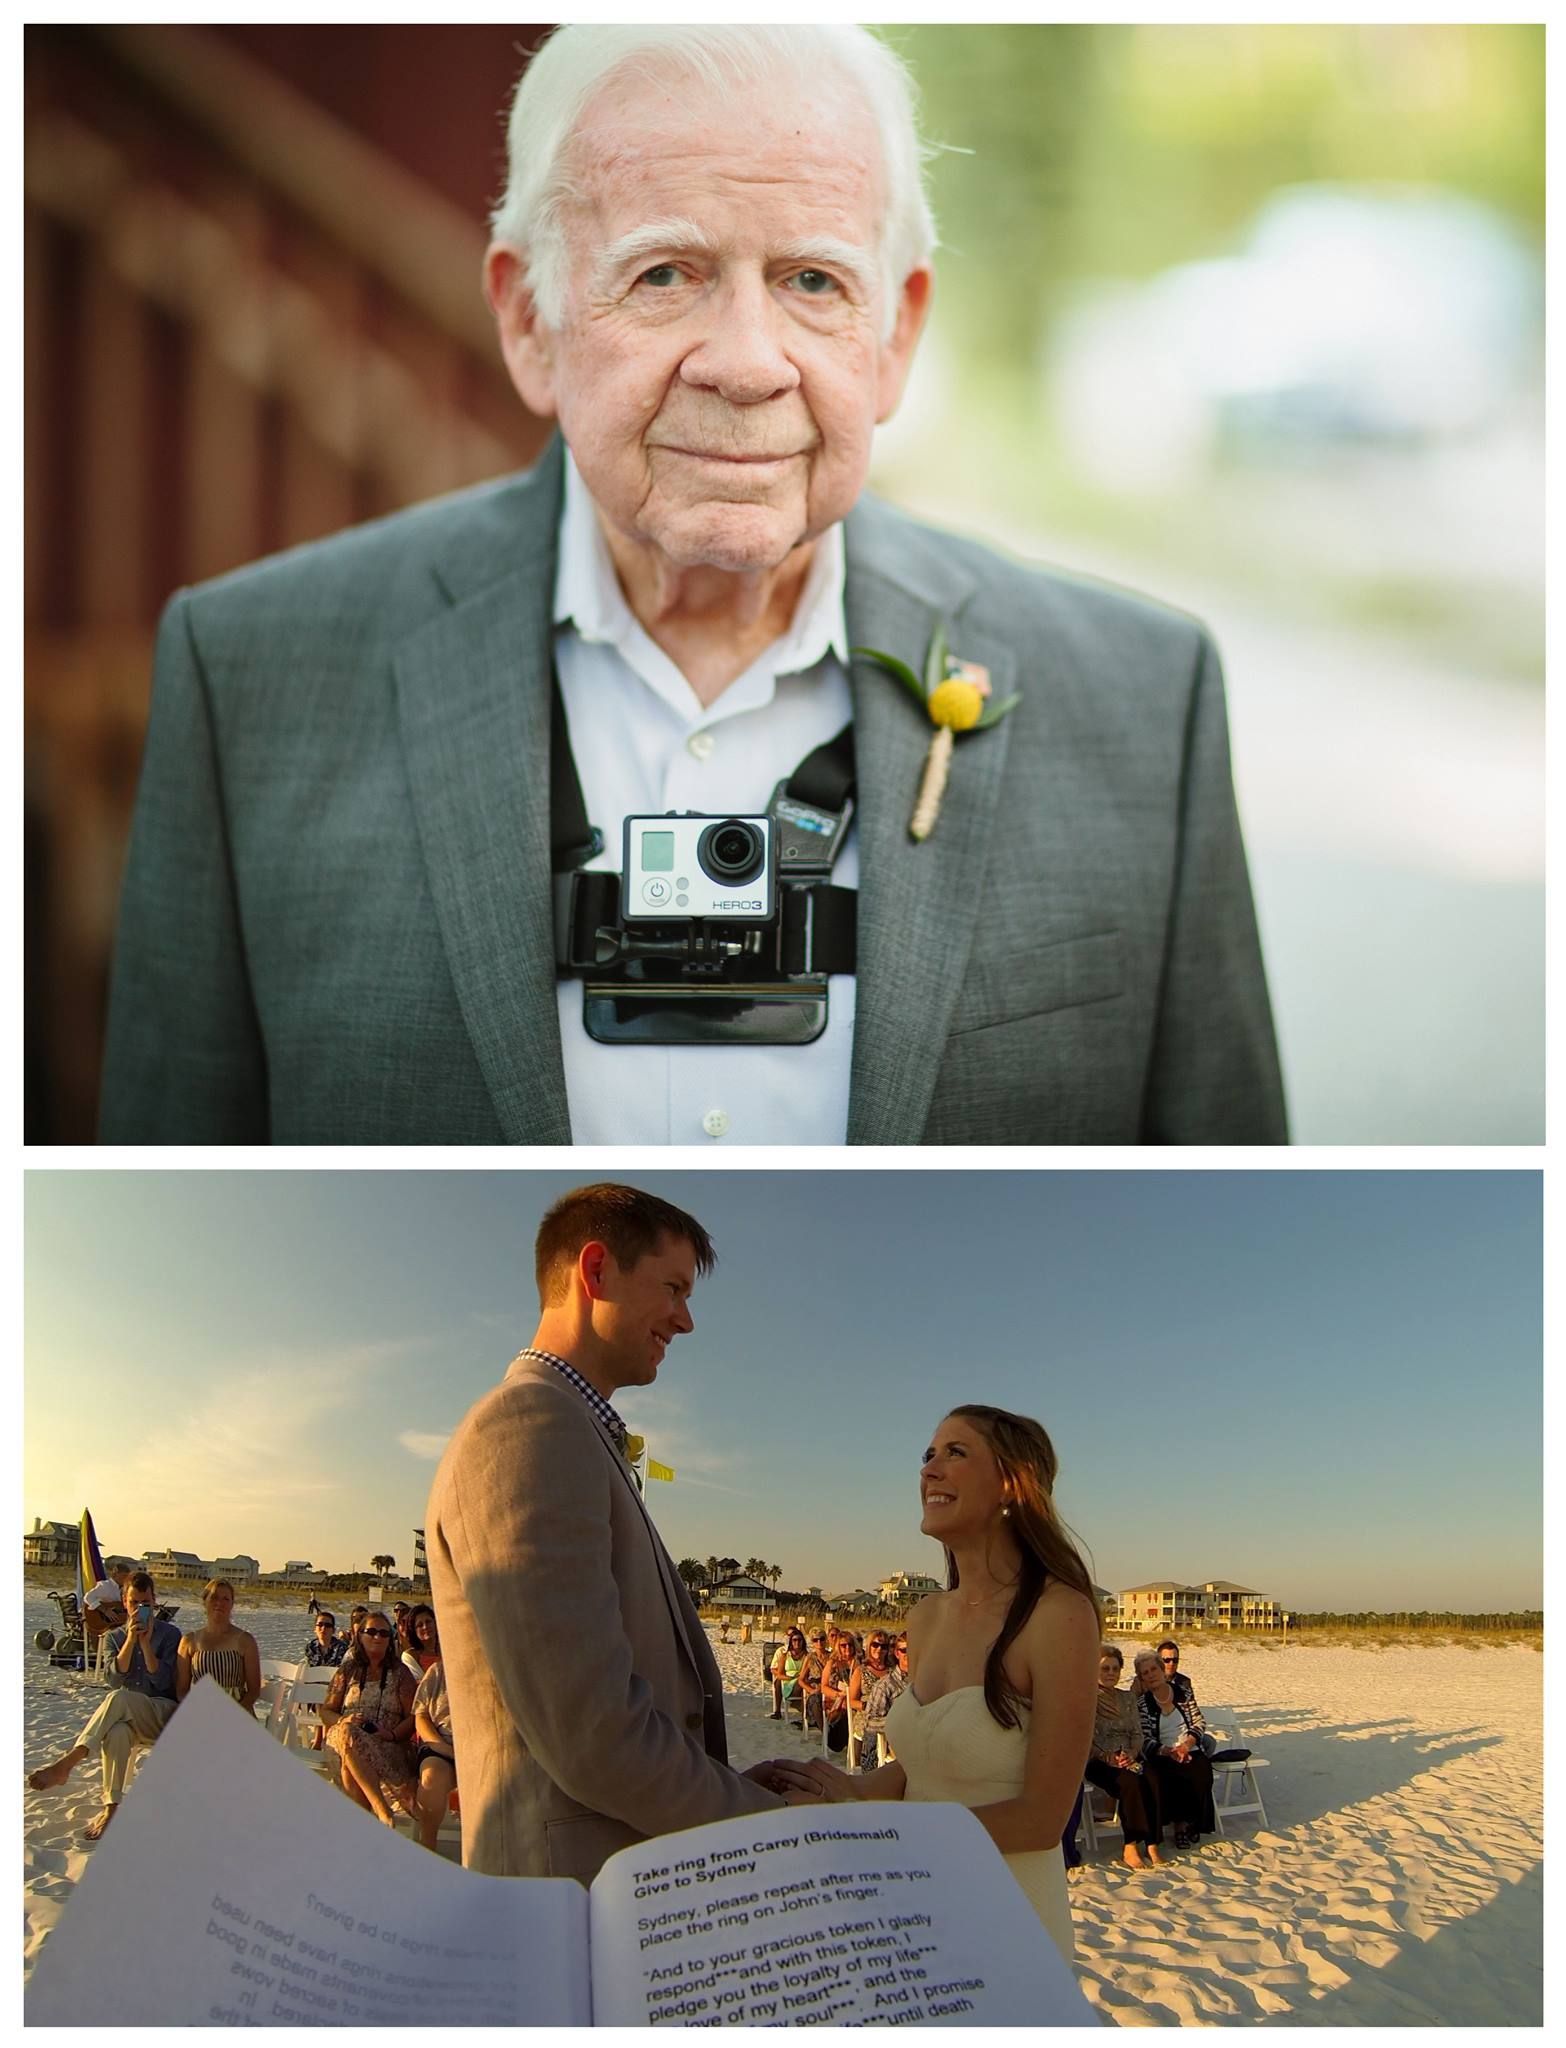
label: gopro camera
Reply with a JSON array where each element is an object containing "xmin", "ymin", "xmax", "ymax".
[{"xmin": 621, "ymin": 814, "xmax": 776, "ymax": 924}]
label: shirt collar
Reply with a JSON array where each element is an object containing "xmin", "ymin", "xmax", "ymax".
[
  {"xmin": 519, "ymin": 1346, "xmax": 628, "ymax": 1448},
  {"xmin": 553, "ymin": 445, "xmax": 849, "ymax": 705}
]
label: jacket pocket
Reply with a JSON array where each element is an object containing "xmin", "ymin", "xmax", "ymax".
[{"xmin": 948, "ymin": 929, "xmax": 1125, "ymax": 1037}]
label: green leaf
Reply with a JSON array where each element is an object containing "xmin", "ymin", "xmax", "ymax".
[
  {"xmin": 923, "ymin": 621, "xmax": 950, "ymax": 697},
  {"xmin": 852, "ymin": 645, "xmax": 928, "ymax": 708},
  {"xmin": 970, "ymin": 692, "xmax": 1022, "ymax": 730}
]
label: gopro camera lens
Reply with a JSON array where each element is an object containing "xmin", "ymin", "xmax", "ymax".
[{"xmin": 697, "ymin": 818, "xmax": 764, "ymax": 886}]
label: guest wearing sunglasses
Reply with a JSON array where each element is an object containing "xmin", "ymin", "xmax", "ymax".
[
  {"xmin": 1156, "ymin": 1641, "xmax": 1202, "ymax": 1711},
  {"xmin": 304, "ymin": 1612, "xmax": 347, "ymax": 1667},
  {"xmin": 320, "ymin": 1610, "xmax": 417, "ymax": 1825},
  {"xmin": 858, "ymin": 1632, "xmax": 905, "ymax": 1770}
]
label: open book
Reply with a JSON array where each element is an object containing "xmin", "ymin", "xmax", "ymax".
[{"xmin": 27, "ymin": 1680, "xmax": 1097, "ymax": 2027}]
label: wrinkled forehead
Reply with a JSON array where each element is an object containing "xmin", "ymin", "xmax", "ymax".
[{"xmin": 563, "ymin": 60, "xmax": 885, "ymax": 234}]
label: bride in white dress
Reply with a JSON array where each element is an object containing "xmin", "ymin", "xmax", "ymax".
[{"xmin": 799, "ymin": 1406, "xmax": 1100, "ymax": 1968}]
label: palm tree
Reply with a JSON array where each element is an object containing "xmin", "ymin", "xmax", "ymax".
[
  {"xmin": 769, "ymin": 1564, "xmax": 783, "ymax": 1597},
  {"xmin": 677, "ymin": 1558, "xmax": 706, "ymax": 1593},
  {"xmin": 370, "ymin": 1553, "xmax": 395, "ymax": 1578},
  {"xmin": 744, "ymin": 1557, "xmax": 768, "ymax": 1584},
  {"xmin": 705, "ymin": 1555, "xmax": 721, "ymax": 1589}
]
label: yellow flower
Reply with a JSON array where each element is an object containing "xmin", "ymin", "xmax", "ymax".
[{"xmin": 927, "ymin": 678, "xmax": 985, "ymax": 731}]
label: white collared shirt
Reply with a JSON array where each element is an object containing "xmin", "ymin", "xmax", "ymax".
[{"xmin": 552, "ymin": 450, "xmax": 857, "ymax": 1145}]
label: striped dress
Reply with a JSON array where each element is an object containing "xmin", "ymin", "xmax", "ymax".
[{"xmin": 189, "ymin": 1639, "xmax": 248, "ymax": 1702}]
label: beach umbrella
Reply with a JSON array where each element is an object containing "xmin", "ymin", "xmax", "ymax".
[
  {"xmin": 74, "ymin": 1509, "xmax": 107, "ymax": 1672},
  {"xmin": 75, "ymin": 1508, "xmax": 106, "ymax": 1607}
]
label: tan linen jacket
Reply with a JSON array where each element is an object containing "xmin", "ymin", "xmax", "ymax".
[{"xmin": 426, "ymin": 1352, "xmax": 781, "ymax": 1882}]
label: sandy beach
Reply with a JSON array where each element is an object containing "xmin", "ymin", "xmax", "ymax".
[{"xmin": 23, "ymin": 1593, "xmax": 1541, "ymax": 2024}]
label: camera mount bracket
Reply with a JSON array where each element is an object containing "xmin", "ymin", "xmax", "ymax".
[{"xmin": 548, "ymin": 675, "xmax": 856, "ymax": 1044}]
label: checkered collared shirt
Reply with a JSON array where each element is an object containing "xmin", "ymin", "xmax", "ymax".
[{"xmin": 519, "ymin": 1348, "xmax": 629, "ymax": 1452}]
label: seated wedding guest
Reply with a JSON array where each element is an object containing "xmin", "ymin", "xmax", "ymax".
[
  {"xmin": 1134, "ymin": 1647, "xmax": 1216, "ymax": 1849},
  {"xmin": 411, "ymin": 1657, "xmax": 457, "ymax": 1853},
  {"xmin": 881, "ymin": 1634, "xmax": 911, "ymax": 1761},
  {"xmin": 83, "ymin": 1564, "xmax": 132, "ymax": 1677},
  {"xmin": 1156, "ymin": 1640, "xmax": 1213, "ymax": 1750},
  {"xmin": 769, "ymin": 1629, "xmax": 810, "ymax": 1719},
  {"xmin": 320, "ymin": 1610, "xmax": 417, "ymax": 1826},
  {"xmin": 801, "ymin": 1631, "xmax": 830, "ymax": 1729},
  {"xmin": 858, "ymin": 1631, "xmax": 904, "ymax": 1770},
  {"xmin": 305, "ymin": 1611, "xmax": 347, "ymax": 1667},
  {"xmin": 343, "ymin": 1606, "xmax": 369, "ymax": 1654},
  {"xmin": 404, "ymin": 1605, "xmax": 441, "ymax": 1677},
  {"xmin": 27, "ymin": 1572, "xmax": 180, "ymax": 1841},
  {"xmin": 820, "ymin": 1633, "xmax": 856, "ymax": 1754},
  {"xmin": 394, "ymin": 1607, "xmax": 419, "ymax": 1668},
  {"xmin": 83, "ymin": 1564, "xmax": 130, "ymax": 1634},
  {"xmin": 1088, "ymin": 1644, "xmax": 1167, "ymax": 1871},
  {"xmin": 176, "ymin": 1579, "xmax": 261, "ymax": 1712}
]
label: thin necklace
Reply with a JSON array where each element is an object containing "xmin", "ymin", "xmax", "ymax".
[{"xmin": 959, "ymin": 1581, "xmax": 1017, "ymax": 1608}]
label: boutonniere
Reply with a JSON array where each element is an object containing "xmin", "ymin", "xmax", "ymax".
[{"xmin": 855, "ymin": 624, "xmax": 1020, "ymax": 841}]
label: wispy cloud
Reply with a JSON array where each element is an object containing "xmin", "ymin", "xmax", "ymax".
[
  {"xmin": 66, "ymin": 1339, "xmax": 424, "ymax": 1563},
  {"xmin": 398, "ymin": 1431, "xmax": 451, "ymax": 1461}
]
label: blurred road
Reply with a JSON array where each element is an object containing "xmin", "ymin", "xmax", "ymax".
[{"xmin": 887, "ymin": 486, "xmax": 1543, "ymax": 1145}]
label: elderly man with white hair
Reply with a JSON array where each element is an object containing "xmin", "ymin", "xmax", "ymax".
[{"xmin": 101, "ymin": 25, "xmax": 1286, "ymax": 1147}]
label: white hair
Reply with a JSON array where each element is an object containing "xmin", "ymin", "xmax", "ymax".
[{"xmin": 490, "ymin": 25, "xmax": 939, "ymax": 341}]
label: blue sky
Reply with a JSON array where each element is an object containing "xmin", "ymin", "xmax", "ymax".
[{"xmin": 23, "ymin": 1170, "xmax": 1541, "ymax": 1611}]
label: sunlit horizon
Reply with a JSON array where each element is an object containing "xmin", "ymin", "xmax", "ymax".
[{"xmin": 24, "ymin": 1171, "xmax": 1541, "ymax": 1612}]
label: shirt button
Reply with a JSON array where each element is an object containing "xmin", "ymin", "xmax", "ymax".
[
  {"xmin": 687, "ymin": 731, "xmax": 715, "ymax": 762},
  {"xmin": 702, "ymin": 1108, "xmax": 729, "ymax": 1139}
]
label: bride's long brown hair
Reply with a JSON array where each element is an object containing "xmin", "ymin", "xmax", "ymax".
[{"xmin": 942, "ymin": 1405, "xmax": 1101, "ymax": 1731}]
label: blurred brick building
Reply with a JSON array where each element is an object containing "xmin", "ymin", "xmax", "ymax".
[{"xmin": 25, "ymin": 25, "xmax": 552, "ymax": 1141}]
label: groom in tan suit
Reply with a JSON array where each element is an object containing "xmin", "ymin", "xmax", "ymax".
[{"xmin": 427, "ymin": 1183, "xmax": 798, "ymax": 1881}]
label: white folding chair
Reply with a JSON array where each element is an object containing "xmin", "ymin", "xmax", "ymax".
[
  {"xmin": 279, "ymin": 1669, "xmax": 340, "ymax": 1778},
  {"xmin": 254, "ymin": 1659, "xmax": 300, "ymax": 1737},
  {"xmin": 1201, "ymin": 1706, "xmax": 1271, "ymax": 1832},
  {"xmin": 1077, "ymin": 1779, "xmax": 1123, "ymax": 1855}
]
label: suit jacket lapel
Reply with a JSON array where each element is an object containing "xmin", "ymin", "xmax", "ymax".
[
  {"xmin": 394, "ymin": 444, "xmax": 571, "ymax": 1143},
  {"xmin": 844, "ymin": 504, "xmax": 1017, "ymax": 1144},
  {"xmin": 592, "ymin": 1407, "xmax": 715, "ymax": 1701}
]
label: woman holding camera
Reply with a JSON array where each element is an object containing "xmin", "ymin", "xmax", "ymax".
[{"xmin": 320, "ymin": 1607, "xmax": 417, "ymax": 1824}]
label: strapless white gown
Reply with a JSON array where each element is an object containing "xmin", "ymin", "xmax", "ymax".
[{"xmin": 884, "ymin": 1685, "xmax": 1076, "ymax": 1968}]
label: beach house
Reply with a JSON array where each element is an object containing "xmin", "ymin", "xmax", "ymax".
[
  {"xmin": 141, "ymin": 1546, "xmax": 206, "ymax": 1578},
  {"xmin": 707, "ymin": 1571, "xmax": 775, "ymax": 1612},
  {"xmin": 878, "ymin": 1570, "xmax": 943, "ymax": 1605},
  {"xmin": 23, "ymin": 1519, "xmax": 78, "ymax": 1567},
  {"xmin": 210, "ymin": 1555, "xmax": 260, "ymax": 1580},
  {"xmin": 1111, "ymin": 1578, "xmax": 1284, "ymax": 1632}
]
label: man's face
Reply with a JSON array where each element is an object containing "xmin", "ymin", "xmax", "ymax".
[
  {"xmin": 491, "ymin": 68, "xmax": 930, "ymax": 578},
  {"xmin": 316, "ymin": 1615, "xmax": 337, "ymax": 1644},
  {"xmin": 592, "ymin": 1231, "xmax": 697, "ymax": 1391}
]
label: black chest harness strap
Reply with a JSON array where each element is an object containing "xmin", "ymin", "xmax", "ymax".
[
  {"xmin": 549, "ymin": 676, "xmax": 858, "ymax": 987},
  {"xmin": 547, "ymin": 671, "xmax": 856, "ymax": 1045}
]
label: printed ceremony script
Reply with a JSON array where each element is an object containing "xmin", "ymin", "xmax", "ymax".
[{"xmin": 27, "ymin": 1680, "xmax": 1097, "ymax": 2026}]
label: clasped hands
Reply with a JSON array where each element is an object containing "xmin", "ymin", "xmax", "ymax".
[{"xmin": 742, "ymin": 1757, "xmax": 861, "ymax": 1805}]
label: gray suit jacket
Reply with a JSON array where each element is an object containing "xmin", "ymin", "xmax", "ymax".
[
  {"xmin": 100, "ymin": 437, "xmax": 1285, "ymax": 1143},
  {"xmin": 425, "ymin": 1353, "xmax": 779, "ymax": 1882}
]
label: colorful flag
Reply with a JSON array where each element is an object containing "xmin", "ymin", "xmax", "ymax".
[{"xmin": 646, "ymin": 1459, "xmax": 675, "ymax": 1483}]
